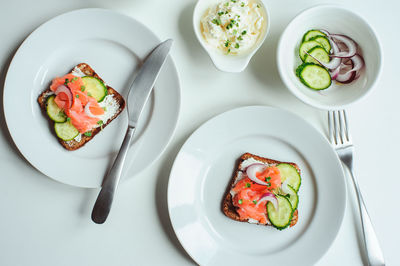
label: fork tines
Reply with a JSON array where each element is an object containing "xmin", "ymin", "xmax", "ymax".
[{"xmin": 328, "ymin": 110, "xmax": 351, "ymax": 146}]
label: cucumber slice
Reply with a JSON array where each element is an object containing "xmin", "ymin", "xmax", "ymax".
[
  {"xmin": 304, "ymin": 46, "xmax": 330, "ymax": 65},
  {"xmin": 296, "ymin": 63, "xmax": 332, "ymax": 90},
  {"xmin": 282, "ymin": 185, "xmax": 299, "ymax": 211},
  {"xmin": 267, "ymin": 195, "xmax": 293, "ymax": 230},
  {"xmin": 309, "ymin": 36, "xmax": 331, "ymax": 53},
  {"xmin": 54, "ymin": 121, "xmax": 79, "ymax": 141},
  {"xmin": 82, "ymin": 76, "xmax": 107, "ymax": 102},
  {"xmin": 299, "ymin": 40, "xmax": 321, "ymax": 61},
  {"xmin": 277, "ymin": 163, "xmax": 302, "ymax": 192},
  {"xmin": 46, "ymin": 95, "xmax": 67, "ymax": 122},
  {"xmin": 302, "ymin": 29, "xmax": 327, "ymax": 42}
]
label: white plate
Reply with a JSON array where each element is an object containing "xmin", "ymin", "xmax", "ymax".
[
  {"xmin": 168, "ymin": 106, "xmax": 346, "ymax": 266},
  {"xmin": 3, "ymin": 8, "xmax": 181, "ymax": 188}
]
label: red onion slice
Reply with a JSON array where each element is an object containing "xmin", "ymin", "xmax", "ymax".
[
  {"xmin": 54, "ymin": 85, "xmax": 73, "ymax": 108},
  {"xmin": 246, "ymin": 163, "xmax": 269, "ymax": 186},
  {"xmin": 84, "ymin": 101, "xmax": 98, "ymax": 118},
  {"xmin": 330, "ymin": 34, "xmax": 357, "ymax": 58},
  {"xmin": 257, "ymin": 192, "xmax": 278, "ymax": 211},
  {"xmin": 336, "ymin": 71, "xmax": 356, "ymax": 84}
]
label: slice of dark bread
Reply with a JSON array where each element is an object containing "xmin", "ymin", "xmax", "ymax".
[
  {"xmin": 37, "ymin": 63, "xmax": 126, "ymax": 151},
  {"xmin": 222, "ymin": 152, "xmax": 299, "ymax": 227}
]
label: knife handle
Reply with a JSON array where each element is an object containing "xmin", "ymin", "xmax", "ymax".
[{"xmin": 91, "ymin": 126, "xmax": 136, "ymax": 224}]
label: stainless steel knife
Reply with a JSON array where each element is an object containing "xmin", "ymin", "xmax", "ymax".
[{"xmin": 91, "ymin": 39, "xmax": 173, "ymax": 224}]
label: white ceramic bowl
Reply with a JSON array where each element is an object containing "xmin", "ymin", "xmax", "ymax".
[
  {"xmin": 277, "ymin": 5, "xmax": 382, "ymax": 110},
  {"xmin": 193, "ymin": 0, "xmax": 270, "ymax": 73}
]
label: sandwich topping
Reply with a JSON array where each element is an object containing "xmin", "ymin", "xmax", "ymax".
[
  {"xmin": 231, "ymin": 164, "xmax": 281, "ymax": 224},
  {"xmin": 50, "ymin": 74, "xmax": 105, "ymax": 134},
  {"xmin": 228, "ymin": 157, "xmax": 301, "ymax": 229}
]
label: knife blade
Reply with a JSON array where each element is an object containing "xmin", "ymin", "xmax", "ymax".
[
  {"xmin": 127, "ymin": 39, "xmax": 173, "ymax": 127},
  {"xmin": 91, "ymin": 39, "xmax": 173, "ymax": 224}
]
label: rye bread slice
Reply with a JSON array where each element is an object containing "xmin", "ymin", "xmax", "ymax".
[
  {"xmin": 222, "ymin": 152, "xmax": 299, "ymax": 227},
  {"xmin": 37, "ymin": 63, "xmax": 126, "ymax": 151}
]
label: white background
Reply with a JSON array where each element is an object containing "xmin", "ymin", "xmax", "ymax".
[{"xmin": 0, "ymin": 0, "xmax": 398, "ymax": 265}]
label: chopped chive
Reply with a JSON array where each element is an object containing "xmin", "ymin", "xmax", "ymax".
[
  {"xmin": 235, "ymin": 43, "xmax": 240, "ymax": 49},
  {"xmin": 218, "ymin": 11, "xmax": 224, "ymax": 16},
  {"xmin": 242, "ymin": 30, "xmax": 247, "ymax": 35},
  {"xmin": 265, "ymin": 176, "xmax": 271, "ymax": 181},
  {"xmin": 227, "ymin": 48, "xmax": 231, "ymax": 54},
  {"xmin": 225, "ymin": 40, "xmax": 230, "ymax": 47},
  {"xmin": 253, "ymin": 200, "xmax": 257, "ymax": 204},
  {"xmin": 75, "ymin": 94, "xmax": 79, "ymax": 98},
  {"xmin": 66, "ymin": 117, "xmax": 71, "ymax": 122},
  {"xmin": 80, "ymin": 85, "xmax": 85, "ymax": 92},
  {"xmin": 71, "ymin": 77, "xmax": 78, "ymax": 82},
  {"xmin": 245, "ymin": 182, "xmax": 251, "ymax": 188},
  {"xmin": 238, "ymin": 199, "xmax": 243, "ymax": 204},
  {"xmin": 64, "ymin": 78, "xmax": 69, "ymax": 85},
  {"xmin": 231, "ymin": 0, "xmax": 237, "ymax": 2},
  {"xmin": 84, "ymin": 131, "xmax": 92, "ymax": 137},
  {"xmin": 238, "ymin": 35, "xmax": 243, "ymax": 41},
  {"xmin": 257, "ymin": 4, "xmax": 260, "ymax": 8},
  {"xmin": 266, "ymin": 182, "xmax": 271, "ymax": 187},
  {"xmin": 97, "ymin": 120, "xmax": 103, "ymax": 126},
  {"xmin": 241, "ymin": 2, "xmax": 245, "ymax": 7},
  {"xmin": 212, "ymin": 18, "xmax": 221, "ymax": 25}
]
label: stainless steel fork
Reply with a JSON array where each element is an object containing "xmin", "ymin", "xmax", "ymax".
[{"xmin": 328, "ymin": 110, "xmax": 385, "ymax": 266}]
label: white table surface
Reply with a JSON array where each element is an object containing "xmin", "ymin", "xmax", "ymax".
[{"xmin": 0, "ymin": 0, "xmax": 398, "ymax": 265}]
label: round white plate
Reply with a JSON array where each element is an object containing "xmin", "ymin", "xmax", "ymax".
[
  {"xmin": 3, "ymin": 8, "xmax": 180, "ymax": 188},
  {"xmin": 168, "ymin": 106, "xmax": 346, "ymax": 266}
]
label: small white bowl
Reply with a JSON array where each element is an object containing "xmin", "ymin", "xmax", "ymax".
[
  {"xmin": 193, "ymin": 0, "xmax": 270, "ymax": 73},
  {"xmin": 277, "ymin": 5, "xmax": 382, "ymax": 110}
]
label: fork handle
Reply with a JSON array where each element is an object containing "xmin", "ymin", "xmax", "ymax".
[{"xmin": 347, "ymin": 167, "xmax": 385, "ymax": 266}]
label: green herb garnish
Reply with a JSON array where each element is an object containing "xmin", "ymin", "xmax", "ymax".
[
  {"xmin": 84, "ymin": 131, "xmax": 92, "ymax": 137},
  {"xmin": 265, "ymin": 176, "xmax": 271, "ymax": 181},
  {"xmin": 71, "ymin": 77, "xmax": 78, "ymax": 82},
  {"xmin": 75, "ymin": 94, "xmax": 79, "ymax": 98},
  {"xmin": 241, "ymin": 2, "xmax": 245, "ymax": 7},
  {"xmin": 237, "ymin": 35, "xmax": 243, "ymax": 41},
  {"xmin": 266, "ymin": 182, "xmax": 271, "ymax": 187},
  {"xmin": 253, "ymin": 200, "xmax": 257, "ymax": 204},
  {"xmin": 257, "ymin": 4, "xmax": 260, "ymax": 8},
  {"xmin": 245, "ymin": 182, "xmax": 251, "ymax": 188},
  {"xmin": 80, "ymin": 85, "xmax": 85, "ymax": 92},
  {"xmin": 242, "ymin": 30, "xmax": 247, "ymax": 35},
  {"xmin": 225, "ymin": 40, "xmax": 230, "ymax": 47},
  {"xmin": 64, "ymin": 78, "xmax": 69, "ymax": 85},
  {"xmin": 225, "ymin": 2, "xmax": 229, "ymax": 6},
  {"xmin": 235, "ymin": 43, "xmax": 240, "ymax": 49},
  {"xmin": 97, "ymin": 120, "xmax": 103, "ymax": 126},
  {"xmin": 238, "ymin": 199, "xmax": 243, "ymax": 204},
  {"xmin": 218, "ymin": 11, "xmax": 224, "ymax": 16},
  {"xmin": 66, "ymin": 117, "xmax": 71, "ymax": 122},
  {"xmin": 231, "ymin": 0, "xmax": 237, "ymax": 2},
  {"xmin": 212, "ymin": 18, "xmax": 221, "ymax": 25}
]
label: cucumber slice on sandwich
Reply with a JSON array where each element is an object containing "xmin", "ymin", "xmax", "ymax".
[
  {"xmin": 296, "ymin": 63, "xmax": 332, "ymax": 90},
  {"xmin": 82, "ymin": 76, "xmax": 107, "ymax": 102},
  {"xmin": 46, "ymin": 95, "xmax": 67, "ymax": 122},
  {"xmin": 281, "ymin": 185, "xmax": 299, "ymax": 211},
  {"xmin": 54, "ymin": 121, "xmax": 79, "ymax": 141},
  {"xmin": 267, "ymin": 195, "xmax": 293, "ymax": 230},
  {"xmin": 277, "ymin": 163, "xmax": 302, "ymax": 191}
]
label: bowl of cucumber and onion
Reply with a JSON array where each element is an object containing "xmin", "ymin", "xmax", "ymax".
[{"xmin": 277, "ymin": 5, "xmax": 382, "ymax": 110}]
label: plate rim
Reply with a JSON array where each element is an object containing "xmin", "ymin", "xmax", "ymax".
[
  {"xmin": 2, "ymin": 8, "xmax": 181, "ymax": 188},
  {"xmin": 167, "ymin": 105, "xmax": 346, "ymax": 265}
]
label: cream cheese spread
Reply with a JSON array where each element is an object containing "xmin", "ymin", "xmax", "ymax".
[{"xmin": 200, "ymin": 0, "xmax": 266, "ymax": 54}]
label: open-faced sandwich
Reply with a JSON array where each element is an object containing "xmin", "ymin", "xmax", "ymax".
[
  {"xmin": 222, "ymin": 153, "xmax": 301, "ymax": 230},
  {"xmin": 37, "ymin": 63, "xmax": 125, "ymax": 150}
]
